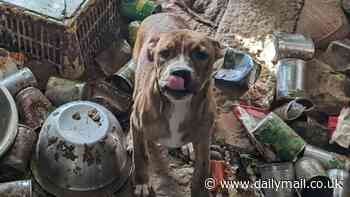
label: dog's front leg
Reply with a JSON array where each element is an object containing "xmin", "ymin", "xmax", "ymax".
[
  {"xmin": 192, "ymin": 135, "xmax": 211, "ymax": 197},
  {"xmin": 132, "ymin": 123, "xmax": 152, "ymax": 197}
]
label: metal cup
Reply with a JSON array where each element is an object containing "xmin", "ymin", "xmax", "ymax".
[
  {"xmin": 303, "ymin": 144, "xmax": 350, "ymax": 170},
  {"xmin": 110, "ymin": 59, "xmax": 137, "ymax": 95},
  {"xmin": 0, "ymin": 124, "xmax": 37, "ymax": 175},
  {"xmin": 45, "ymin": 76, "xmax": 86, "ymax": 107},
  {"xmin": 0, "ymin": 180, "xmax": 32, "ymax": 197},
  {"xmin": 0, "ymin": 67, "xmax": 37, "ymax": 96},
  {"xmin": 276, "ymin": 58, "xmax": 307, "ymax": 101},
  {"xmin": 258, "ymin": 162, "xmax": 295, "ymax": 197},
  {"xmin": 295, "ymin": 157, "xmax": 333, "ymax": 197},
  {"xmin": 16, "ymin": 87, "xmax": 53, "ymax": 131},
  {"xmin": 327, "ymin": 169, "xmax": 349, "ymax": 197}
]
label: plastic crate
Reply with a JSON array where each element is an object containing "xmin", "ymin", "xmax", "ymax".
[{"xmin": 0, "ymin": 0, "xmax": 120, "ymax": 79}]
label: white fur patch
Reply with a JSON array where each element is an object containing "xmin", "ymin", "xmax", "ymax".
[{"xmin": 158, "ymin": 96, "xmax": 192, "ymax": 148}]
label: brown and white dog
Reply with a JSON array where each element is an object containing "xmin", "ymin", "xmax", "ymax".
[{"xmin": 129, "ymin": 13, "xmax": 223, "ymax": 197}]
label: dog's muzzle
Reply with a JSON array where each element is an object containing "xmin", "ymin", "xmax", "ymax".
[{"xmin": 159, "ymin": 67, "xmax": 194, "ymax": 99}]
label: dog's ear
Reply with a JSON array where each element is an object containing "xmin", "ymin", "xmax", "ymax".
[{"xmin": 147, "ymin": 36, "xmax": 160, "ymax": 62}]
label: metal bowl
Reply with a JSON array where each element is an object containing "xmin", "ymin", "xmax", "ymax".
[
  {"xmin": 32, "ymin": 101, "xmax": 132, "ymax": 197},
  {"xmin": 0, "ymin": 84, "xmax": 18, "ymax": 157}
]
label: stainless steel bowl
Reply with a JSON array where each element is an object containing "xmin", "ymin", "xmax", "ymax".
[
  {"xmin": 0, "ymin": 84, "xmax": 18, "ymax": 157},
  {"xmin": 32, "ymin": 101, "xmax": 132, "ymax": 197}
]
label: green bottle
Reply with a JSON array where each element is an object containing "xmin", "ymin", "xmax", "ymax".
[{"xmin": 121, "ymin": 0, "xmax": 161, "ymax": 21}]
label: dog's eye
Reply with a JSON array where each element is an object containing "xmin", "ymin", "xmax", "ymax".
[
  {"xmin": 192, "ymin": 50, "xmax": 209, "ymax": 61},
  {"xmin": 159, "ymin": 49, "xmax": 171, "ymax": 59}
]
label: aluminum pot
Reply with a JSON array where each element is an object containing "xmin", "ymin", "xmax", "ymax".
[
  {"xmin": 32, "ymin": 101, "xmax": 132, "ymax": 197},
  {"xmin": 0, "ymin": 84, "xmax": 18, "ymax": 158},
  {"xmin": 295, "ymin": 157, "xmax": 333, "ymax": 197},
  {"xmin": 258, "ymin": 162, "xmax": 295, "ymax": 197}
]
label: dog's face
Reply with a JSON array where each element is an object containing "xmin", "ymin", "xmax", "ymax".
[{"xmin": 147, "ymin": 30, "xmax": 222, "ymax": 100}]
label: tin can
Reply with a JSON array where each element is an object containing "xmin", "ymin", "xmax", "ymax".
[
  {"xmin": 121, "ymin": 0, "xmax": 162, "ymax": 21},
  {"xmin": 0, "ymin": 124, "xmax": 37, "ymax": 175},
  {"xmin": 328, "ymin": 169, "xmax": 349, "ymax": 197},
  {"xmin": 128, "ymin": 21, "xmax": 141, "ymax": 47},
  {"xmin": 16, "ymin": 87, "xmax": 53, "ymax": 131},
  {"xmin": 0, "ymin": 48, "xmax": 17, "ymax": 79},
  {"xmin": 0, "ymin": 67, "xmax": 37, "ymax": 96},
  {"xmin": 83, "ymin": 80, "xmax": 132, "ymax": 130},
  {"xmin": 0, "ymin": 180, "xmax": 32, "ymax": 197},
  {"xmin": 276, "ymin": 58, "xmax": 307, "ymax": 101},
  {"xmin": 303, "ymin": 144, "xmax": 350, "ymax": 170},
  {"xmin": 252, "ymin": 112, "xmax": 306, "ymax": 162},
  {"xmin": 258, "ymin": 162, "xmax": 295, "ymax": 197},
  {"xmin": 45, "ymin": 76, "xmax": 86, "ymax": 107},
  {"xmin": 263, "ymin": 32, "xmax": 315, "ymax": 62},
  {"xmin": 274, "ymin": 98, "xmax": 314, "ymax": 121},
  {"xmin": 111, "ymin": 60, "xmax": 137, "ymax": 95},
  {"xmin": 295, "ymin": 157, "xmax": 333, "ymax": 197}
]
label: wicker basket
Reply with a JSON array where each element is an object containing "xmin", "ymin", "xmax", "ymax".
[{"xmin": 0, "ymin": 0, "xmax": 120, "ymax": 79}]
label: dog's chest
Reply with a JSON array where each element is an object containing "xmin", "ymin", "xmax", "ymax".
[{"xmin": 158, "ymin": 98, "xmax": 191, "ymax": 148}]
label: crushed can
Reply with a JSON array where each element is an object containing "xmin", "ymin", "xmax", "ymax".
[
  {"xmin": 320, "ymin": 39, "xmax": 350, "ymax": 75},
  {"xmin": 262, "ymin": 32, "xmax": 315, "ymax": 62},
  {"xmin": 45, "ymin": 76, "xmax": 87, "ymax": 107},
  {"xmin": 258, "ymin": 162, "xmax": 296, "ymax": 197},
  {"xmin": 303, "ymin": 144, "xmax": 350, "ymax": 170},
  {"xmin": 0, "ymin": 48, "xmax": 17, "ymax": 79},
  {"xmin": 16, "ymin": 87, "xmax": 53, "ymax": 131},
  {"xmin": 129, "ymin": 21, "xmax": 141, "ymax": 47},
  {"xmin": 0, "ymin": 124, "xmax": 37, "ymax": 175},
  {"xmin": 327, "ymin": 169, "xmax": 349, "ymax": 197},
  {"xmin": 111, "ymin": 59, "xmax": 137, "ymax": 95},
  {"xmin": 295, "ymin": 157, "xmax": 333, "ymax": 197},
  {"xmin": 273, "ymin": 98, "xmax": 314, "ymax": 121},
  {"xmin": 214, "ymin": 48, "xmax": 260, "ymax": 90},
  {"xmin": 0, "ymin": 180, "xmax": 32, "ymax": 197},
  {"xmin": 83, "ymin": 80, "xmax": 132, "ymax": 130},
  {"xmin": 276, "ymin": 58, "xmax": 307, "ymax": 101},
  {"xmin": 252, "ymin": 112, "xmax": 306, "ymax": 162},
  {"xmin": 121, "ymin": 0, "xmax": 162, "ymax": 21},
  {"xmin": 0, "ymin": 67, "xmax": 37, "ymax": 96}
]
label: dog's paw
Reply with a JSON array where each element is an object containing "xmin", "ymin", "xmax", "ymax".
[{"xmin": 134, "ymin": 184, "xmax": 153, "ymax": 197}]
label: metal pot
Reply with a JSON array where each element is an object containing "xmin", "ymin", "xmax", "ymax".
[{"xmin": 32, "ymin": 101, "xmax": 132, "ymax": 197}]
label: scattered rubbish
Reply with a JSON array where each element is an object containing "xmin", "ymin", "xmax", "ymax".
[
  {"xmin": 303, "ymin": 144, "xmax": 350, "ymax": 170},
  {"xmin": 32, "ymin": 101, "xmax": 132, "ymax": 197},
  {"xmin": 0, "ymin": 124, "xmax": 37, "ymax": 175},
  {"xmin": 0, "ymin": 180, "xmax": 31, "ymax": 197},
  {"xmin": 120, "ymin": 0, "xmax": 162, "ymax": 21},
  {"xmin": 16, "ymin": 87, "xmax": 53, "ymax": 131},
  {"xmin": 296, "ymin": 0, "xmax": 350, "ymax": 48},
  {"xmin": 110, "ymin": 60, "xmax": 137, "ymax": 95},
  {"xmin": 273, "ymin": 98, "xmax": 314, "ymax": 121},
  {"xmin": 258, "ymin": 162, "xmax": 295, "ymax": 197},
  {"xmin": 95, "ymin": 40, "xmax": 132, "ymax": 77},
  {"xmin": 0, "ymin": 84, "xmax": 18, "ymax": 158},
  {"xmin": 45, "ymin": 76, "xmax": 87, "ymax": 107},
  {"xmin": 330, "ymin": 107, "xmax": 350, "ymax": 148},
  {"xmin": 320, "ymin": 39, "xmax": 350, "ymax": 75},
  {"xmin": 262, "ymin": 32, "xmax": 315, "ymax": 62},
  {"xmin": 83, "ymin": 80, "xmax": 132, "ymax": 129},
  {"xmin": 0, "ymin": 48, "xmax": 17, "ymax": 79},
  {"xmin": 295, "ymin": 157, "xmax": 333, "ymax": 197},
  {"xmin": 0, "ymin": 67, "xmax": 37, "ymax": 96},
  {"xmin": 128, "ymin": 21, "xmax": 141, "ymax": 47},
  {"xmin": 327, "ymin": 169, "xmax": 349, "ymax": 197},
  {"xmin": 0, "ymin": 0, "xmax": 121, "ymax": 79},
  {"xmin": 276, "ymin": 58, "xmax": 307, "ymax": 101},
  {"xmin": 252, "ymin": 112, "xmax": 306, "ymax": 162},
  {"xmin": 214, "ymin": 48, "xmax": 260, "ymax": 89}
]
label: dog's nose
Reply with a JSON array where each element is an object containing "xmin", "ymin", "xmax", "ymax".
[{"xmin": 169, "ymin": 69, "xmax": 192, "ymax": 81}]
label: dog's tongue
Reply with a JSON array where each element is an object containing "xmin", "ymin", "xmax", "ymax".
[{"xmin": 167, "ymin": 75, "xmax": 185, "ymax": 90}]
